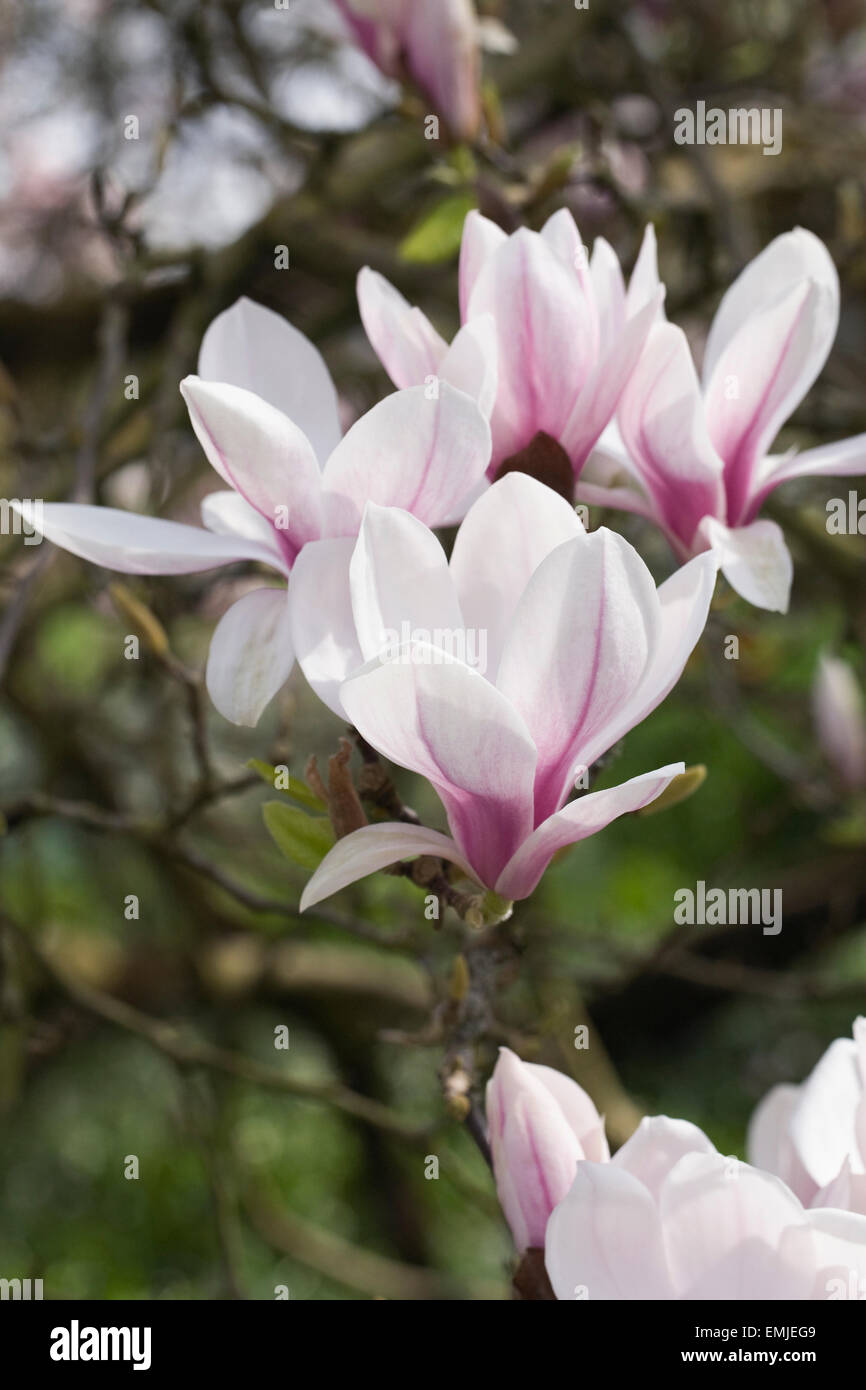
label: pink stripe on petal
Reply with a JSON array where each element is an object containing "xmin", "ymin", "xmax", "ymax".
[
  {"xmin": 495, "ymin": 765, "xmax": 683, "ymax": 901},
  {"xmin": 341, "ymin": 649, "xmax": 537, "ymax": 888}
]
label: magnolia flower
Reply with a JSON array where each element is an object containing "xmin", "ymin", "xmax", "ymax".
[
  {"xmin": 486, "ymin": 1048, "xmax": 609, "ymax": 1252},
  {"xmin": 812, "ymin": 654, "xmax": 866, "ymax": 791},
  {"xmin": 294, "ymin": 473, "xmax": 717, "ymax": 910},
  {"xmin": 546, "ymin": 1120, "xmax": 866, "ymax": 1300},
  {"xmin": 357, "ymin": 209, "xmax": 663, "ymax": 480},
  {"xmin": 748, "ymin": 1018, "xmax": 866, "ymax": 1216},
  {"xmin": 334, "ymin": 0, "xmax": 482, "ymax": 140},
  {"xmin": 584, "ymin": 228, "xmax": 866, "ymax": 613},
  {"xmin": 20, "ymin": 298, "xmax": 491, "ymax": 727}
]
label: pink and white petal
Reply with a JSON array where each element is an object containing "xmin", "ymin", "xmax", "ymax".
[
  {"xmin": 205, "ymin": 587, "xmax": 293, "ymax": 727},
  {"xmin": 288, "ymin": 538, "xmax": 363, "ymax": 718},
  {"xmin": 332, "ymin": 0, "xmax": 403, "ymax": 72},
  {"xmin": 561, "ymin": 290, "xmax": 666, "ymax": 473},
  {"xmin": 581, "ymin": 418, "xmax": 655, "ymax": 497},
  {"xmin": 747, "ymin": 1084, "xmax": 816, "ymax": 1205},
  {"xmin": 698, "ymin": 516, "xmax": 792, "ymax": 614},
  {"xmin": 486, "ymin": 1050, "xmax": 589, "ymax": 1250},
  {"xmin": 29, "ymin": 502, "xmax": 275, "ymax": 574},
  {"xmin": 758, "ymin": 432, "xmax": 866, "ymax": 501},
  {"xmin": 856, "ymin": 1018, "xmax": 866, "ymax": 1166},
  {"xmin": 402, "ymin": 0, "xmax": 481, "ymax": 141},
  {"xmin": 812, "ymin": 1161, "xmax": 866, "ymax": 1217},
  {"xmin": 589, "ymin": 236, "xmax": 626, "ymax": 356},
  {"xmin": 545, "ymin": 1162, "xmax": 674, "ymax": 1301},
  {"xmin": 683, "ymin": 1230, "xmax": 816, "ymax": 1301},
  {"xmin": 439, "ymin": 313, "xmax": 498, "ymax": 420},
  {"xmin": 467, "ymin": 227, "xmax": 597, "ymax": 460},
  {"xmin": 340, "ymin": 647, "xmax": 537, "ymax": 888},
  {"xmin": 200, "ymin": 491, "xmax": 286, "ymax": 567},
  {"xmin": 321, "ymin": 382, "xmax": 491, "ymax": 535},
  {"xmin": 356, "ymin": 266, "xmax": 447, "ymax": 389},
  {"xmin": 702, "ymin": 227, "xmax": 839, "ymax": 387},
  {"xmin": 540, "ymin": 207, "xmax": 594, "ymax": 306},
  {"xmin": 812, "ymin": 655, "xmax": 866, "ymax": 791},
  {"xmin": 349, "ymin": 503, "xmax": 463, "ymax": 663},
  {"xmin": 575, "ymin": 479, "xmax": 659, "ymax": 524},
  {"xmin": 198, "ymin": 296, "xmax": 340, "ymax": 464},
  {"xmin": 528, "ymin": 1062, "xmax": 610, "ymax": 1163},
  {"xmin": 180, "ymin": 377, "xmax": 323, "ymax": 551},
  {"xmin": 458, "ymin": 210, "xmax": 507, "ymax": 320},
  {"xmin": 808, "ymin": 1207, "xmax": 866, "ymax": 1298},
  {"xmin": 614, "ymin": 321, "xmax": 726, "ymax": 547},
  {"xmin": 577, "ymin": 550, "xmax": 718, "ymax": 772},
  {"xmin": 789, "ymin": 1036, "xmax": 863, "ymax": 1188},
  {"xmin": 449, "ymin": 473, "xmax": 586, "ymax": 682},
  {"xmin": 704, "ymin": 275, "xmax": 839, "ymax": 519},
  {"xmin": 495, "ymin": 764, "xmax": 684, "ymax": 902},
  {"xmin": 626, "ymin": 223, "xmax": 664, "ymax": 319},
  {"xmin": 661, "ymin": 1152, "xmax": 814, "ymax": 1301},
  {"xmin": 300, "ymin": 822, "xmax": 479, "ymax": 913},
  {"xmin": 613, "ymin": 1116, "xmax": 716, "ymax": 1200},
  {"xmin": 496, "ymin": 528, "xmax": 661, "ymax": 818}
]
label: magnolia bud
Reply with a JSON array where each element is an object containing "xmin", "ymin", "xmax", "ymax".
[
  {"xmin": 813, "ymin": 655, "xmax": 866, "ymax": 791},
  {"xmin": 485, "ymin": 1048, "xmax": 609, "ymax": 1252}
]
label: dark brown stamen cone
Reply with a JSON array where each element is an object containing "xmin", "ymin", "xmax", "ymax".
[{"xmin": 495, "ymin": 430, "xmax": 575, "ymax": 503}]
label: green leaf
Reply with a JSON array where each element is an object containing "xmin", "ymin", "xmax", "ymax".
[
  {"xmin": 247, "ymin": 759, "xmax": 326, "ymax": 812},
  {"xmin": 263, "ymin": 802, "xmax": 335, "ymax": 871},
  {"xmin": 398, "ymin": 191, "xmax": 477, "ymax": 264}
]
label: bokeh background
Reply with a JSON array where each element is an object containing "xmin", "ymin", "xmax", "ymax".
[{"xmin": 1, "ymin": 0, "xmax": 866, "ymax": 1300}]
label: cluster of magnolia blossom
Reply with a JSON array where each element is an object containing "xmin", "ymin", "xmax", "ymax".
[
  {"xmin": 489, "ymin": 1019, "xmax": 866, "ymax": 1300},
  {"xmin": 26, "ymin": 209, "xmax": 866, "ymax": 918}
]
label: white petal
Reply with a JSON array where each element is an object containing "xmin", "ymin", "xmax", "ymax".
[
  {"xmin": 300, "ymin": 822, "xmax": 478, "ymax": 912},
  {"xmin": 760, "ymin": 431, "xmax": 866, "ymax": 495},
  {"xmin": 577, "ymin": 550, "xmax": 718, "ymax": 772},
  {"xmin": 356, "ymin": 267, "xmax": 447, "ymax": 389},
  {"xmin": 496, "ymin": 528, "xmax": 661, "ymax": 818},
  {"xmin": 808, "ymin": 1207, "xmax": 866, "ymax": 1298},
  {"xmin": 561, "ymin": 289, "xmax": 665, "ymax": 471},
  {"xmin": 29, "ymin": 502, "xmax": 275, "ymax": 574},
  {"xmin": 349, "ymin": 504, "xmax": 463, "ymax": 664},
  {"xmin": 614, "ymin": 320, "xmax": 726, "ymax": 549},
  {"xmin": 206, "ymin": 587, "xmax": 294, "ymax": 727},
  {"xmin": 540, "ymin": 207, "xmax": 594, "ymax": 302},
  {"xmin": 747, "ymin": 1084, "xmax": 816, "ymax": 1204},
  {"xmin": 589, "ymin": 236, "xmax": 626, "ymax": 356},
  {"xmin": 614, "ymin": 1115, "xmax": 716, "ymax": 1200},
  {"xmin": 198, "ymin": 296, "xmax": 341, "ymax": 463},
  {"xmin": 439, "ymin": 313, "xmax": 498, "ymax": 420},
  {"xmin": 200, "ymin": 491, "xmax": 285, "ymax": 562},
  {"xmin": 789, "ymin": 1036, "xmax": 864, "ymax": 1187},
  {"xmin": 322, "ymin": 383, "xmax": 491, "ymax": 534},
  {"xmin": 458, "ymin": 210, "xmax": 507, "ymax": 320},
  {"xmin": 449, "ymin": 473, "xmax": 585, "ymax": 682},
  {"xmin": 181, "ymin": 376, "xmax": 323, "ymax": 551},
  {"xmin": 702, "ymin": 228, "xmax": 839, "ymax": 387},
  {"xmin": 698, "ymin": 516, "xmax": 792, "ymax": 613},
  {"xmin": 660, "ymin": 1152, "xmax": 814, "ymax": 1300},
  {"xmin": 545, "ymin": 1162, "xmax": 673, "ymax": 1301},
  {"xmin": 626, "ymin": 224, "xmax": 664, "ymax": 319},
  {"xmin": 288, "ymin": 538, "xmax": 362, "ymax": 718}
]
